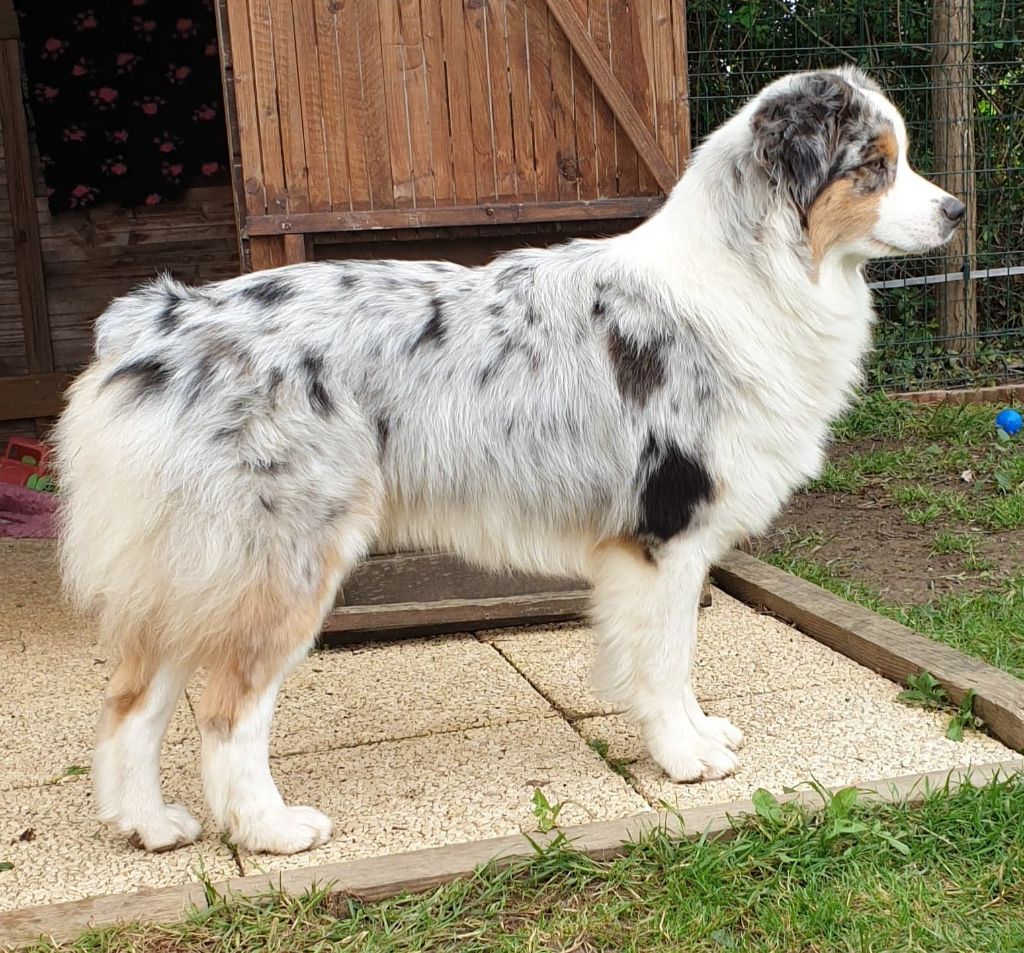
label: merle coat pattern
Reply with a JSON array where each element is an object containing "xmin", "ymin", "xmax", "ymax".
[{"xmin": 54, "ymin": 67, "xmax": 964, "ymax": 854}]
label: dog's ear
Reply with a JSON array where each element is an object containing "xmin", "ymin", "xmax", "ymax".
[{"xmin": 751, "ymin": 72, "xmax": 855, "ymax": 217}]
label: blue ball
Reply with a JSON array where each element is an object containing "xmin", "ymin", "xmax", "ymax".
[{"xmin": 995, "ymin": 408, "xmax": 1022, "ymax": 436}]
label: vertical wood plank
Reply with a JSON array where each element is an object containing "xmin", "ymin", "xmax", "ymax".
[
  {"xmin": 463, "ymin": 0, "xmax": 498, "ymax": 201},
  {"xmin": 525, "ymin": 0, "xmax": 558, "ymax": 202},
  {"xmin": 213, "ymin": 0, "xmax": 249, "ymax": 268},
  {"xmin": 0, "ymin": 38, "xmax": 52, "ymax": 372},
  {"xmin": 547, "ymin": 5, "xmax": 580, "ymax": 201},
  {"xmin": 222, "ymin": 0, "xmax": 266, "ymax": 219},
  {"xmin": 378, "ymin": 0, "xmax": 416, "ymax": 207},
  {"xmin": 504, "ymin": 0, "xmax": 537, "ymax": 201},
  {"xmin": 587, "ymin": 0, "xmax": 617, "ymax": 197},
  {"xmin": 398, "ymin": 0, "xmax": 435, "ymax": 207},
  {"xmin": 628, "ymin": 0, "xmax": 654, "ymax": 194},
  {"xmin": 248, "ymin": 0, "xmax": 288, "ymax": 213},
  {"xmin": 292, "ymin": 0, "xmax": 330, "ymax": 211},
  {"xmin": 440, "ymin": 0, "xmax": 478, "ymax": 203},
  {"xmin": 419, "ymin": 0, "xmax": 455, "ymax": 205},
  {"xmin": 267, "ymin": 0, "xmax": 309, "ymax": 210},
  {"xmin": 248, "ymin": 235, "xmax": 289, "ymax": 270},
  {"xmin": 484, "ymin": 0, "xmax": 517, "ymax": 200},
  {"xmin": 338, "ymin": 1, "xmax": 373, "ymax": 209},
  {"xmin": 670, "ymin": 0, "xmax": 691, "ymax": 169},
  {"xmin": 314, "ymin": 0, "xmax": 352, "ymax": 211},
  {"xmin": 606, "ymin": 0, "xmax": 638, "ymax": 196},
  {"xmin": 283, "ymin": 232, "xmax": 311, "ymax": 263},
  {"xmin": 357, "ymin": 0, "xmax": 397, "ymax": 208},
  {"xmin": 651, "ymin": 0, "xmax": 677, "ymax": 176},
  {"xmin": 567, "ymin": 0, "xmax": 597, "ymax": 200}
]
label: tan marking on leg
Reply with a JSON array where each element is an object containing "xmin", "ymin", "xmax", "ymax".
[
  {"xmin": 594, "ymin": 536, "xmax": 659, "ymax": 567},
  {"xmin": 97, "ymin": 641, "xmax": 156, "ymax": 741},
  {"xmin": 196, "ymin": 543, "xmax": 354, "ymax": 738}
]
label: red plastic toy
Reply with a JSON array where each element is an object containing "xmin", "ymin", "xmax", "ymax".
[{"xmin": 0, "ymin": 437, "xmax": 53, "ymax": 490}]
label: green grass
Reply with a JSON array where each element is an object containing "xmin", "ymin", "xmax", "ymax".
[
  {"xmin": 931, "ymin": 531, "xmax": 977, "ymax": 556},
  {"xmin": 807, "ymin": 394, "xmax": 1024, "ymax": 532},
  {"xmin": 26, "ymin": 779, "xmax": 1024, "ymax": 952}
]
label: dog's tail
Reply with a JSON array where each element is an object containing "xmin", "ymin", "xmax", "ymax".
[{"xmin": 52, "ymin": 322, "xmax": 382, "ymax": 662}]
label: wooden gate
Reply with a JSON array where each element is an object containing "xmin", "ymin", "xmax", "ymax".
[{"xmin": 216, "ymin": 0, "xmax": 689, "ymax": 269}]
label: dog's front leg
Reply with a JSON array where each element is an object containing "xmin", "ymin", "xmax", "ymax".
[{"xmin": 590, "ymin": 537, "xmax": 741, "ymax": 782}]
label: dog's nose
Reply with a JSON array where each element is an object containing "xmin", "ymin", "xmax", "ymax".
[{"xmin": 941, "ymin": 197, "xmax": 966, "ymax": 223}]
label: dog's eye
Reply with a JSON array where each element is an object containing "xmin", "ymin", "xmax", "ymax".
[{"xmin": 863, "ymin": 156, "xmax": 888, "ymax": 172}]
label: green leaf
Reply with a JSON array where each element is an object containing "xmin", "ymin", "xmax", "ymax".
[
  {"xmin": 829, "ymin": 787, "xmax": 860, "ymax": 818},
  {"xmin": 751, "ymin": 788, "xmax": 785, "ymax": 824},
  {"xmin": 0, "ymin": 862, "xmax": 12, "ymax": 872}
]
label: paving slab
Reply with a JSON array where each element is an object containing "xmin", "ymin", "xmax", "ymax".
[
  {"xmin": 577, "ymin": 676, "xmax": 1016, "ymax": 810},
  {"xmin": 267, "ymin": 637, "xmax": 554, "ymax": 756},
  {"xmin": 243, "ymin": 717, "xmax": 648, "ymax": 876},
  {"xmin": 484, "ymin": 590, "xmax": 870, "ymax": 718},
  {"xmin": 0, "ymin": 762, "xmax": 238, "ymax": 913}
]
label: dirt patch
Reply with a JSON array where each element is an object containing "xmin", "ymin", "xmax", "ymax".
[
  {"xmin": 756, "ymin": 438, "xmax": 1024, "ymax": 605},
  {"xmin": 758, "ymin": 492, "xmax": 1023, "ymax": 604}
]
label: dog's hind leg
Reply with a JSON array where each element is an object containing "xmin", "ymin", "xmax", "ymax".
[
  {"xmin": 94, "ymin": 635, "xmax": 201, "ymax": 851},
  {"xmin": 195, "ymin": 516, "xmax": 375, "ymax": 854},
  {"xmin": 589, "ymin": 537, "xmax": 741, "ymax": 783}
]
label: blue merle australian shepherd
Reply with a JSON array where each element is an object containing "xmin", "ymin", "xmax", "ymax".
[{"xmin": 55, "ymin": 68, "xmax": 965, "ymax": 854}]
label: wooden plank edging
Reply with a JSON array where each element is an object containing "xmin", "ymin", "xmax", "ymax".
[
  {"xmin": 2, "ymin": 759, "xmax": 1020, "ymax": 948},
  {"xmin": 712, "ymin": 550, "xmax": 1024, "ymax": 753}
]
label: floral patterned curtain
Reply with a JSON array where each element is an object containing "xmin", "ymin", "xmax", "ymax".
[{"xmin": 14, "ymin": 0, "xmax": 229, "ymax": 212}]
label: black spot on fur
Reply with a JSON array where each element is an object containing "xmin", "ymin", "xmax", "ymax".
[
  {"xmin": 376, "ymin": 416, "xmax": 390, "ymax": 454},
  {"xmin": 636, "ymin": 436, "xmax": 714, "ymax": 541},
  {"xmin": 411, "ymin": 299, "xmax": 446, "ymax": 352},
  {"xmin": 488, "ymin": 302, "xmax": 504, "ymax": 320},
  {"xmin": 479, "ymin": 340, "xmax": 519, "ymax": 387},
  {"xmin": 213, "ymin": 425, "xmax": 243, "ymax": 440},
  {"xmin": 592, "ymin": 297, "xmax": 607, "ymax": 323},
  {"xmin": 248, "ymin": 457, "xmax": 288, "ymax": 474},
  {"xmin": 102, "ymin": 358, "xmax": 171, "ymax": 396},
  {"xmin": 156, "ymin": 299, "xmax": 182, "ymax": 335},
  {"xmin": 608, "ymin": 325, "xmax": 666, "ymax": 407},
  {"xmin": 336, "ymin": 269, "xmax": 358, "ymax": 291},
  {"xmin": 525, "ymin": 305, "xmax": 539, "ymax": 326},
  {"xmin": 300, "ymin": 351, "xmax": 334, "ymax": 417},
  {"xmin": 239, "ymin": 276, "xmax": 294, "ymax": 307},
  {"xmin": 258, "ymin": 495, "xmax": 276, "ymax": 513}
]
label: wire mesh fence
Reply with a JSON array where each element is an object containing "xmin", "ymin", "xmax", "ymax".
[{"xmin": 686, "ymin": 0, "xmax": 1024, "ymax": 392}]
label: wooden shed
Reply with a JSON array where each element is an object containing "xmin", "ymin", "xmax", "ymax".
[{"xmin": 1, "ymin": 0, "xmax": 695, "ymax": 629}]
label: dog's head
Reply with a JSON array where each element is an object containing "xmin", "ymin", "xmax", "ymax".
[{"xmin": 749, "ymin": 68, "xmax": 963, "ymax": 262}]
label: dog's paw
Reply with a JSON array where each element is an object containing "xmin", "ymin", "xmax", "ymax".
[
  {"xmin": 699, "ymin": 715, "xmax": 744, "ymax": 751},
  {"xmin": 646, "ymin": 733, "xmax": 738, "ymax": 783},
  {"xmin": 233, "ymin": 805, "xmax": 333, "ymax": 855},
  {"xmin": 124, "ymin": 803, "xmax": 203, "ymax": 853}
]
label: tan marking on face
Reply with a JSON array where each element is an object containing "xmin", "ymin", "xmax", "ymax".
[
  {"xmin": 806, "ymin": 127, "xmax": 899, "ymax": 266},
  {"xmin": 807, "ymin": 178, "xmax": 883, "ymax": 263},
  {"xmin": 876, "ymin": 127, "xmax": 898, "ymax": 164}
]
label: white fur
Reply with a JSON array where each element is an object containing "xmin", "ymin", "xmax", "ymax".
[{"xmin": 93, "ymin": 665, "xmax": 202, "ymax": 851}]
